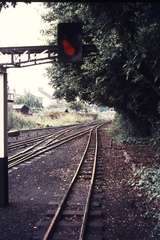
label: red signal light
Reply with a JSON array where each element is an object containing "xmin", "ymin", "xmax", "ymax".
[
  {"xmin": 57, "ymin": 22, "xmax": 82, "ymax": 63},
  {"xmin": 62, "ymin": 40, "xmax": 76, "ymax": 56}
]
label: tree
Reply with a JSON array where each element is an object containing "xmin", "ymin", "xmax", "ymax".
[
  {"xmin": 15, "ymin": 92, "xmax": 43, "ymax": 109},
  {"xmin": 42, "ymin": 2, "xmax": 160, "ymax": 136},
  {"xmin": 68, "ymin": 100, "xmax": 84, "ymax": 112},
  {"xmin": 0, "ymin": 1, "xmax": 31, "ymax": 11}
]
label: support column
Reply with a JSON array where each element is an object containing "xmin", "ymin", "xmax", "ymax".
[{"xmin": 0, "ymin": 67, "xmax": 8, "ymax": 207}]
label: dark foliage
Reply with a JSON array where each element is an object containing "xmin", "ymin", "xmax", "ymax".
[
  {"xmin": 0, "ymin": 1, "xmax": 31, "ymax": 11},
  {"xmin": 42, "ymin": 2, "xmax": 160, "ymax": 135}
]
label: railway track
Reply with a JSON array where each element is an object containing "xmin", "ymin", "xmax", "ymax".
[
  {"xmin": 8, "ymin": 123, "xmax": 100, "ymax": 169},
  {"xmin": 42, "ymin": 124, "xmax": 104, "ymax": 240},
  {"xmin": 8, "ymin": 122, "xmax": 98, "ymax": 153},
  {"xmin": 8, "ymin": 127, "xmax": 74, "ymax": 153}
]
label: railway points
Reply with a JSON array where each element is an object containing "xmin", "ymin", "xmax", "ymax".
[{"xmin": 0, "ymin": 122, "xmax": 156, "ymax": 239}]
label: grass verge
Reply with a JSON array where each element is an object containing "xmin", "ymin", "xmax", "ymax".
[
  {"xmin": 129, "ymin": 165, "xmax": 160, "ymax": 239},
  {"xmin": 10, "ymin": 111, "xmax": 97, "ymax": 130}
]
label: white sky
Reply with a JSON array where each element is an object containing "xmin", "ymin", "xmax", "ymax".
[{"xmin": 0, "ymin": 2, "xmax": 54, "ymax": 106}]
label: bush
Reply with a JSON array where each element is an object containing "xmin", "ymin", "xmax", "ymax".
[
  {"xmin": 129, "ymin": 165, "xmax": 160, "ymax": 239},
  {"xmin": 10, "ymin": 112, "xmax": 38, "ymax": 130},
  {"xmin": 106, "ymin": 112, "xmax": 155, "ymax": 144}
]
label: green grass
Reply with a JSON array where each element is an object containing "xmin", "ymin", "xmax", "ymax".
[
  {"xmin": 105, "ymin": 112, "xmax": 151, "ymax": 144},
  {"xmin": 129, "ymin": 165, "xmax": 160, "ymax": 238}
]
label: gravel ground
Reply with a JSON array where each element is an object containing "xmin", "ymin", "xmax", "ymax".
[
  {"xmin": 8, "ymin": 123, "xmax": 89, "ymax": 143},
  {"xmin": 8, "ymin": 127, "xmax": 63, "ymax": 143},
  {"xmin": 0, "ymin": 134, "xmax": 89, "ymax": 240},
  {"xmin": 0, "ymin": 124, "xmax": 158, "ymax": 240},
  {"xmin": 100, "ymin": 126, "xmax": 159, "ymax": 240}
]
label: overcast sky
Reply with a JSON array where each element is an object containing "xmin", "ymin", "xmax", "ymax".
[{"xmin": 0, "ymin": 2, "xmax": 54, "ymax": 106}]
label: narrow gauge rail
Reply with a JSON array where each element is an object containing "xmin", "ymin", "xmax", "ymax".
[
  {"xmin": 8, "ymin": 124, "xmax": 99, "ymax": 169},
  {"xmin": 8, "ymin": 126, "xmax": 57, "ymax": 143},
  {"xmin": 8, "ymin": 127, "xmax": 73, "ymax": 152},
  {"xmin": 8, "ymin": 122, "xmax": 98, "ymax": 153},
  {"xmin": 42, "ymin": 124, "xmax": 103, "ymax": 240}
]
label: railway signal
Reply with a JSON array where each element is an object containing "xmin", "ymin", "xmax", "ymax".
[
  {"xmin": 0, "ymin": 24, "xmax": 98, "ymax": 207},
  {"xmin": 57, "ymin": 22, "xmax": 83, "ymax": 63}
]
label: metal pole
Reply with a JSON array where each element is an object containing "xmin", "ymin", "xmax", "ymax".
[{"xmin": 0, "ymin": 67, "xmax": 8, "ymax": 207}]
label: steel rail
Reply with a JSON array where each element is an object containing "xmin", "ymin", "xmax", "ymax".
[
  {"xmin": 8, "ymin": 127, "xmax": 93, "ymax": 169},
  {"xmin": 8, "ymin": 123, "xmax": 96, "ymax": 160},
  {"xmin": 79, "ymin": 125, "xmax": 99, "ymax": 240},
  {"xmin": 42, "ymin": 123, "xmax": 104, "ymax": 240},
  {"xmin": 42, "ymin": 128, "xmax": 94, "ymax": 240},
  {"xmin": 8, "ymin": 132, "xmax": 55, "ymax": 150},
  {"xmin": 8, "ymin": 121, "xmax": 98, "ymax": 150},
  {"xmin": 8, "ymin": 128, "xmax": 71, "ymax": 161},
  {"xmin": 9, "ymin": 126, "xmax": 55, "ymax": 134},
  {"xmin": 8, "ymin": 128, "xmax": 71, "ymax": 152}
]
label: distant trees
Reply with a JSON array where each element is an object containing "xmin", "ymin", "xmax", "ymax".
[
  {"xmin": 68, "ymin": 101, "xmax": 85, "ymax": 112},
  {"xmin": 15, "ymin": 92, "xmax": 43, "ymax": 109},
  {"xmin": 42, "ymin": 3, "xmax": 160, "ymax": 135},
  {"xmin": 0, "ymin": 2, "xmax": 16, "ymax": 11},
  {"xmin": 0, "ymin": 1, "xmax": 31, "ymax": 11}
]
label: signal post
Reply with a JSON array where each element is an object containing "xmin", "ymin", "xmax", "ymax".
[{"xmin": 0, "ymin": 67, "xmax": 8, "ymax": 207}]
